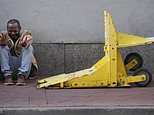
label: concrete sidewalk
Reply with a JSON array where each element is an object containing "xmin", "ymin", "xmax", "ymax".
[{"xmin": 0, "ymin": 77, "xmax": 154, "ymax": 114}]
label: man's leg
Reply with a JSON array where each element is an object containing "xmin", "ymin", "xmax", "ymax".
[
  {"xmin": 16, "ymin": 45, "xmax": 33, "ymax": 85},
  {"xmin": 0, "ymin": 46, "xmax": 13, "ymax": 85}
]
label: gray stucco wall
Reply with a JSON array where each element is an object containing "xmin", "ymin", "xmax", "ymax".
[
  {"xmin": 0, "ymin": 0, "xmax": 154, "ymax": 77},
  {"xmin": 0, "ymin": 0, "xmax": 154, "ymax": 43}
]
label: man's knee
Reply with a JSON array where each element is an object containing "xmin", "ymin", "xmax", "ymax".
[
  {"xmin": 1, "ymin": 46, "xmax": 10, "ymax": 52},
  {"xmin": 22, "ymin": 45, "xmax": 34, "ymax": 54}
]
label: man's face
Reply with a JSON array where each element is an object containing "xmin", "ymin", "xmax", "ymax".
[{"xmin": 7, "ymin": 23, "xmax": 20, "ymax": 39}]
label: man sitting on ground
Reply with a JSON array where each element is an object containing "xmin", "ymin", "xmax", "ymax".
[{"xmin": 0, "ymin": 19, "xmax": 38, "ymax": 86}]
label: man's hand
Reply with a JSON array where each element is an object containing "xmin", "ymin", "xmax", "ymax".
[
  {"xmin": 20, "ymin": 36, "xmax": 31, "ymax": 47},
  {"xmin": 21, "ymin": 40, "xmax": 27, "ymax": 47},
  {"xmin": 0, "ymin": 33, "xmax": 9, "ymax": 46}
]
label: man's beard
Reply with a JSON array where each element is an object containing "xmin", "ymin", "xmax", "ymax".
[
  {"xmin": 8, "ymin": 34, "xmax": 20, "ymax": 44},
  {"xmin": 9, "ymin": 34, "xmax": 20, "ymax": 40}
]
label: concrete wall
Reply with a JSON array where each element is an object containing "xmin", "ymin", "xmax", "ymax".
[
  {"xmin": 33, "ymin": 43, "xmax": 154, "ymax": 77},
  {"xmin": 33, "ymin": 43, "xmax": 104, "ymax": 76},
  {"xmin": 0, "ymin": 0, "xmax": 154, "ymax": 43},
  {"xmin": 0, "ymin": 0, "xmax": 154, "ymax": 77}
]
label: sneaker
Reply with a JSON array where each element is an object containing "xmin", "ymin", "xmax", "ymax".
[
  {"xmin": 4, "ymin": 75, "xmax": 14, "ymax": 85},
  {"xmin": 16, "ymin": 74, "xmax": 26, "ymax": 86}
]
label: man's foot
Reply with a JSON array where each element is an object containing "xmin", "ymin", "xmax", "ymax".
[
  {"xmin": 16, "ymin": 74, "xmax": 26, "ymax": 86},
  {"xmin": 4, "ymin": 75, "xmax": 14, "ymax": 85}
]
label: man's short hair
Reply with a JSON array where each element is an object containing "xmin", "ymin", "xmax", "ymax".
[{"xmin": 7, "ymin": 19, "xmax": 21, "ymax": 28}]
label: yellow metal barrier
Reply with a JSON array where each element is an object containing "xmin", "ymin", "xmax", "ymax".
[{"xmin": 37, "ymin": 11, "xmax": 154, "ymax": 88}]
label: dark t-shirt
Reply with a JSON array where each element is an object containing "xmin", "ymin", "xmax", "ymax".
[{"xmin": 9, "ymin": 34, "xmax": 20, "ymax": 56}]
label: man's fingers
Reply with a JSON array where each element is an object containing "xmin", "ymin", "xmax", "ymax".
[
  {"xmin": 1, "ymin": 34, "xmax": 8, "ymax": 42},
  {"xmin": 1, "ymin": 33, "xmax": 7, "ymax": 39},
  {"xmin": 0, "ymin": 34, "xmax": 2, "ymax": 39},
  {"xmin": 0, "ymin": 33, "xmax": 8, "ymax": 44},
  {"xmin": 23, "ymin": 36, "xmax": 27, "ymax": 40},
  {"xmin": 4, "ymin": 34, "xmax": 7, "ymax": 38},
  {"xmin": 21, "ymin": 40, "xmax": 27, "ymax": 45},
  {"xmin": 1, "ymin": 33, "xmax": 4, "ymax": 38},
  {"xmin": 26, "ymin": 36, "xmax": 28, "ymax": 41},
  {"xmin": 21, "ymin": 36, "xmax": 27, "ymax": 43},
  {"xmin": 22, "ymin": 36, "xmax": 31, "ymax": 43},
  {"xmin": 20, "ymin": 41, "xmax": 24, "ymax": 44}
]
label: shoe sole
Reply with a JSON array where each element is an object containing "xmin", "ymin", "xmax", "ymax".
[
  {"xmin": 4, "ymin": 83, "xmax": 14, "ymax": 85},
  {"xmin": 16, "ymin": 83, "xmax": 26, "ymax": 86}
]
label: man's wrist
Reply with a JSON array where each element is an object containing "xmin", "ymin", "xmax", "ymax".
[{"xmin": 0, "ymin": 44, "xmax": 6, "ymax": 46}]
